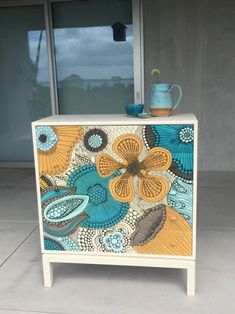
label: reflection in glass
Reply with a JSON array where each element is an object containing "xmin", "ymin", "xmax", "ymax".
[
  {"xmin": 53, "ymin": 0, "xmax": 134, "ymax": 114},
  {"xmin": 0, "ymin": 6, "xmax": 51, "ymax": 161},
  {"xmin": 27, "ymin": 30, "xmax": 51, "ymax": 120}
]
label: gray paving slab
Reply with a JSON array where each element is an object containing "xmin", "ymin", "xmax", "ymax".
[
  {"xmin": 198, "ymin": 171, "xmax": 235, "ymax": 187},
  {"xmin": 0, "ymin": 169, "xmax": 234, "ymax": 314},
  {"xmin": 0, "ymin": 228, "xmax": 234, "ymax": 314},
  {"xmin": 0, "ymin": 168, "xmax": 38, "ymax": 222},
  {"xmin": 0, "ymin": 222, "xmax": 38, "ymax": 265},
  {"xmin": 197, "ymin": 185, "xmax": 235, "ymax": 229}
]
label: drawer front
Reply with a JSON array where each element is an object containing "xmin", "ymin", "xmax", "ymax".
[{"xmin": 35, "ymin": 124, "xmax": 194, "ymax": 256}]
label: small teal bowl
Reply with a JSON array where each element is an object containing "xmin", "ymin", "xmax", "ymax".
[{"xmin": 125, "ymin": 104, "xmax": 144, "ymax": 116}]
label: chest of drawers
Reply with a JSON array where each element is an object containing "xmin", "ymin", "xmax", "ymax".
[{"xmin": 32, "ymin": 113, "xmax": 198, "ymax": 295}]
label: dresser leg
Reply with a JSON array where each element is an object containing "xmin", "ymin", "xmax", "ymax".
[
  {"xmin": 42, "ymin": 255, "xmax": 53, "ymax": 288},
  {"xmin": 187, "ymin": 261, "xmax": 196, "ymax": 296}
]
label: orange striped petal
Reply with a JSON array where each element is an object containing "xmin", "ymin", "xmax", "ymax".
[
  {"xmin": 38, "ymin": 126, "xmax": 83, "ymax": 175},
  {"xmin": 96, "ymin": 153, "xmax": 124, "ymax": 178},
  {"xmin": 113, "ymin": 134, "xmax": 143, "ymax": 163},
  {"xmin": 138, "ymin": 173, "xmax": 169, "ymax": 202},
  {"xmin": 109, "ymin": 172, "xmax": 135, "ymax": 202},
  {"xmin": 141, "ymin": 147, "xmax": 172, "ymax": 171}
]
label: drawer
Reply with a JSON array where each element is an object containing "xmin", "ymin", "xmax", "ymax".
[{"xmin": 34, "ymin": 124, "xmax": 194, "ymax": 257}]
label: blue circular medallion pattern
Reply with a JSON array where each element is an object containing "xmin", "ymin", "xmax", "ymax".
[
  {"xmin": 103, "ymin": 231, "xmax": 124, "ymax": 252},
  {"xmin": 88, "ymin": 134, "xmax": 102, "ymax": 148},
  {"xmin": 143, "ymin": 124, "xmax": 194, "ymax": 181},
  {"xmin": 36, "ymin": 126, "xmax": 58, "ymax": 152},
  {"xmin": 179, "ymin": 127, "xmax": 194, "ymax": 143},
  {"xmin": 84, "ymin": 128, "xmax": 108, "ymax": 152},
  {"xmin": 67, "ymin": 163, "xmax": 129, "ymax": 229}
]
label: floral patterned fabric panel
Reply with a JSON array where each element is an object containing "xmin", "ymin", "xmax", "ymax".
[{"xmin": 35, "ymin": 124, "xmax": 194, "ymax": 256}]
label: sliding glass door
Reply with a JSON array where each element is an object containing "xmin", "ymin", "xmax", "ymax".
[
  {"xmin": 0, "ymin": 5, "xmax": 51, "ymax": 161},
  {"xmin": 0, "ymin": 0, "xmax": 143, "ymax": 162},
  {"xmin": 52, "ymin": 0, "xmax": 134, "ymax": 114}
]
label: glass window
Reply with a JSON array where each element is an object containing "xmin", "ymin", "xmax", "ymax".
[
  {"xmin": 0, "ymin": 5, "xmax": 51, "ymax": 161},
  {"xmin": 52, "ymin": 0, "xmax": 134, "ymax": 114}
]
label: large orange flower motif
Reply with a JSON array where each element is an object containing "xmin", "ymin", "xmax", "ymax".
[
  {"xmin": 96, "ymin": 134, "xmax": 172, "ymax": 203},
  {"xmin": 36, "ymin": 126, "xmax": 83, "ymax": 175}
]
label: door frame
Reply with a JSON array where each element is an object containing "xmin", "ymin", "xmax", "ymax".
[
  {"xmin": 0, "ymin": 0, "xmax": 144, "ymax": 166},
  {"xmin": 45, "ymin": 0, "xmax": 145, "ymax": 114}
]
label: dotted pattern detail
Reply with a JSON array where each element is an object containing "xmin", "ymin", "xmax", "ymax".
[{"xmin": 36, "ymin": 126, "xmax": 58, "ymax": 152}]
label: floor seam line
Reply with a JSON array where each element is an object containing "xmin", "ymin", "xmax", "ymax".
[
  {"xmin": 0, "ymin": 308, "xmax": 67, "ymax": 314},
  {"xmin": 197, "ymin": 227, "xmax": 235, "ymax": 231},
  {"xmin": 0, "ymin": 220, "xmax": 38, "ymax": 223},
  {"xmin": 0, "ymin": 225, "xmax": 39, "ymax": 268}
]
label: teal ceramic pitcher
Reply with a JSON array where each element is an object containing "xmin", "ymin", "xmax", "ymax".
[{"xmin": 150, "ymin": 83, "xmax": 182, "ymax": 116}]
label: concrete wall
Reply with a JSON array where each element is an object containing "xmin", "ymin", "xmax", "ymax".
[{"xmin": 143, "ymin": 0, "xmax": 235, "ymax": 171}]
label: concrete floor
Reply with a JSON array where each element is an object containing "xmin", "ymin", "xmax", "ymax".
[{"xmin": 0, "ymin": 169, "xmax": 234, "ymax": 314}]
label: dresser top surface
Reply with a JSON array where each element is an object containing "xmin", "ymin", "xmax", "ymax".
[{"xmin": 32, "ymin": 113, "xmax": 198, "ymax": 126}]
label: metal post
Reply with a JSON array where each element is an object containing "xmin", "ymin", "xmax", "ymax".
[{"xmin": 44, "ymin": 0, "xmax": 59, "ymax": 115}]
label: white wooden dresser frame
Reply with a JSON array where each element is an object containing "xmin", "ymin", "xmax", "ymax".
[{"xmin": 32, "ymin": 113, "xmax": 198, "ymax": 296}]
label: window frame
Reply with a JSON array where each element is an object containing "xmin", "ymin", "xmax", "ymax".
[
  {"xmin": 0, "ymin": 0, "xmax": 144, "ymax": 166},
  {"xmin": 0, "ymin": 0, "xmax": 144, "ymax": 114},
  {"xmin": 45, "ymin": 0, "xmax": 145, "ymax": 114}
]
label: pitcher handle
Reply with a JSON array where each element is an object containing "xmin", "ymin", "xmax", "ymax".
[{"xmin": 170, "ymin": 84, "xmax": 182, "ymax": 110}]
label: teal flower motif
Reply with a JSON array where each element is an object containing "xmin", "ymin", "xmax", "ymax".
[
  {"xmin": 143, "ymin": 124, "xmax": 194, "ymax": 181},
  {"xmin": 167, "ymin": 178, "xmax": 193, "ymax": 224},
  {"xmin": 103, "ymin": 231, "xmax": 124, "ymax": 252},
  {"xmin": 36, "ymin": 126, "xmax": 58, "ymax": 152},
  {"xmin": 67, "ymin": 164, "xmax": 129, "ymax": 229}
]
